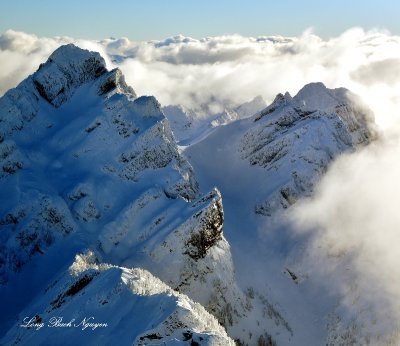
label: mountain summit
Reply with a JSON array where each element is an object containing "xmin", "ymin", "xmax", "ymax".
[
  {"xmin": 0, "ymin": 44, "xmax": 240, "ymax": 345},
  {"xmin": 0, "ymin": 44, "xmax": 382, "ymax": 345}
]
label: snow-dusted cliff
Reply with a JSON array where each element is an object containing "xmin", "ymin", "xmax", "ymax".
[
  {"xmin": 185, "ymin": 82, "xmax": 377, "ymax": 345},
  {"xmin": 187, "ymin": 82, "xmax": 375, "ymax": 219},
  {"xmin": 0, "ymin": 44, "xmax": 242, "ymax": 344},
  {"xmin": 0, "ymin": 43, "xmax": 382, "ymax": 345},
  {"xmin": 240, "ymin": 82, "xmax": 375, "ymax": 216}
]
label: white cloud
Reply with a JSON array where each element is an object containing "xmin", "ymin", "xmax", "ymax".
[
  {"xmin": 2, "ymin": 28, "xmax": 400, "ymax": 122},
  {"xmin": 2, "ymin": 28, "xmax": 400, "ymax": 341},
  {"xmin": 290, "ymin": 137, "xmax": 400, "ymax": 342},
  {"xmin": 0, "ymin": 30, "xmax": 72, "ymax": 96}
]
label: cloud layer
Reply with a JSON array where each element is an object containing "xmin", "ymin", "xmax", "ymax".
[
  {"xmin": 2, "ymin": 28, "xmax": 400, "ymax": 342},
  {"xmin": 290, "ymin": 137, "xmax": 400, "ymax": 343},
  {"xmin": 2, "ymin": 28, "xmax": 400, "ymax": 122}
]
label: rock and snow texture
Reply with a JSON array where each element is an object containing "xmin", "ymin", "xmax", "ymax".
[
  {"xmin": 0, "ymin": 44, "xmax": 243, "ymax": 344},
  {"xmin": 187, "ymin": 82, "xmax": 375, "ymax": 220},
  {"xmin": 185, "ymin": 82, "xmax": 377, "ymax": 345},
  {"xmin": 0, "ymin": 43, "xmax": 382, "ymax": 345},
  {"xmin": 241, "ymin": 82, "xmax": 375, "ymax": 216},
  {"xmin": 0, "ymin": 45, "xmax": 198, "ymax": 281},
  {"xmin": 97, "ymin": 187, "xmax": 249, "ymax": 331},
  {"xmin": 1, "ymin": 252, "xmax": 234, "ymax": 346},
  {"xmin": 0, "ymin": 44, "xmax": 195, "ymax": 285}
]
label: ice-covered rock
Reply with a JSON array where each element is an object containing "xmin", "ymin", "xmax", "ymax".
[
  {"xmin": 1, "ymin": 252, "xmax": 234, "ymax": 346},
  {"xmin": 0, "ymin": 44, "xmax": 245, "ymax": 344},
  {"xmin": 98, "ymin": 188, "xmax": 249, "ymax": 329},
  {"xmin": 241, "ymin": 82, "xmax": 375, "ymax": 216},
  {"xmin": 185, "ymin": 82, "xmax": 377, "ymax": 345}
]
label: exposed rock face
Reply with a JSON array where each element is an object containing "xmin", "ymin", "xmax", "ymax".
[
  {"xmin": 1, "ymin": 252, "xmax": 235, "ymax": 346},
  {"xmin": 240, "ymin": 82, "xmax": 375, "ymax": 216},
  {"xmin": 32, "ymin": 44, "xmax": 107, "ymax": 107},
  {"xmin": 98, "ymin": 188, "xmax": 248, "ymax": 329},
  {"xmin": 184, "ymin": 82, "xmax": 378, "ymax": 345},
  {"xmin": 0, "ymin": 44, "xmax": 199, "ymax": 284},
  {"xmin": 0, "ymin": 44, "xmax": 244, "ymax": 344},
  {"xmin": 184, "ymin": 189, "xmax": 224, "ymax": 260}
]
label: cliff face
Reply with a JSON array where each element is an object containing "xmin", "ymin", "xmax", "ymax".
[
  {"xmin": 0, "ymin": 45, "xmax": 242, "ymax": 344},
  {"xmin": 184, "ymin": 82, "xmax": 377, "ymax": 345},
  {"xmin": 0, "ymin": 43, "xmax": 383, "ymax": 345},
  {"xmin": 240, "ymin": 82, "xmax": 375, "ymax": 216}
]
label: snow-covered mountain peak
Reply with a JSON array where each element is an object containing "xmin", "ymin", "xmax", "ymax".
[
  {"xmin": 188, "ymin": 81, "xmax": 376, "ymax": 219},
  {"xmin": 1, "ymin": 43, "xmax": 384, "ymax": 345},
  {"xmin": 253, "ymin": 82, "xmax": 374, "ymax": 146},
  {"xmin": 33, "ymin": 44, "xmax": 109, "ymax": 107},
  {"xmin": 0, "ymin": 44, "xmax": 201, "ymax": 286},
  {"xmin": 45, "ymin": 43, "xmax": 105, "ymax": 68},
  {"xmin": 0, "ymin": 45, "xmax": 252, "ymax": 344},
  {"xmin": 294, "ymin": 82, "xmax": 350, "ymax": 111}
]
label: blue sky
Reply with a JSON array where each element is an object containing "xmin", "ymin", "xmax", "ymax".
[{"xmin": 1, "ymin": 0, "xmax": 400, "ymax": 40}]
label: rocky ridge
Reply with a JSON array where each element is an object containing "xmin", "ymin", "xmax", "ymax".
[
  {"xmin": 0, "ymin": 44, "xmax": 244, "ymax": 344},
  {"xmin": 2, "ymin": 251, "xmax": 234, "ymax": 346}
]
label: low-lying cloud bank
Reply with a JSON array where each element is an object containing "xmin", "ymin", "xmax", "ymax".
[
  {"xmin": 1, "ymin": 28, "xmax": 400, "ymax": 123},
  {"xmin": 290, "ymin": 137, "xmax": 400, "ymax": 343},
  {"xmin": 2, "ymin": 28, "xmax": 400, "ymax": 342}
]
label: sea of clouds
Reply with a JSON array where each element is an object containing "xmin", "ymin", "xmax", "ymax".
[
  {"xmin": 1, "ymin": 27, "xmax": 400, "ymax": 125},
  {"xmin": 2, "ymin": 28, "xmax": 400, "ymax": 342}
]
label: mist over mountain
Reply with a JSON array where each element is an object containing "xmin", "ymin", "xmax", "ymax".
[
  {"xmin": 1, "ymin": 30, "xmax": 400, "ymax": 345},
  {"xmin": 2, "ymin": 28, "xmax": 400, "ymax": 126}
]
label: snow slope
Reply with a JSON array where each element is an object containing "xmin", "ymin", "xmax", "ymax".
[
  {"xmin": 185, "ymin": 82, "xmax": 377, "ymax": 344},
  {"xmin": 0, "ymin": 43, "xmax": 385, "ymax": 345},
  {"xmin": 0, "ymin": 44, "xmax": 242, "ymax": 344},
  {"xmin": 2, "ymin": 251, "xmax": 234, "ymax": 346}
]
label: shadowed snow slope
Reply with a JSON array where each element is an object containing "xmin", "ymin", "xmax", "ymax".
[
  {"xmin": 0, "ymin": 44, "xmax": 244, "ymax": 344},
  {"xmin": 2, "ymin": 252, "xmax": 234, "ymax": 346},
  {"xmin": 1, "ymin": 43, "xmax": 384, "ymax": 345},
  {"xmin": 185, "ymin": 82, "xmax": 377, "ymax": 344}
]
